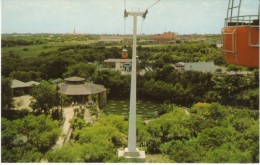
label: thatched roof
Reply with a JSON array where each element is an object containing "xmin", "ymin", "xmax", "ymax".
[
  {"xmin": 58, "ymin": 77, "xmax": 107, "ymax": 96},
  {"xmin": 11, "ymin": 79, "xmax": 40, "ymax": 88},
  {"xmin": 11, "ymin": 79, "xmax": 31, "ymax": 88},
  {"xmin": 65, "ymin": 76, "xmax": 85, "ymax": 82},
  {"xmin": 26, "ymin": 81, "xmax": 40, "ymax": 86}
]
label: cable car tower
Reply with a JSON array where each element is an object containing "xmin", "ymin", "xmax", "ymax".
[
  {"xmin": 118, "ymin": 0, "xmax": 160, "ymax": 162},
  {"xmin": 222, "ymin": 0, "xmax": 259, "ymax": 68},
  {"xmin": 118, "ymin": 9, "xmax": 147, "ymax": 163}
]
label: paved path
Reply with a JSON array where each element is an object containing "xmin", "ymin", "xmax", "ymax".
[
  {"xmin": 53, "ymin": 106, "xmax": 75, "ymax": 149},
  {"xmin": 53, "ymin": 106, "xmax": 96, "ymax": 149}
]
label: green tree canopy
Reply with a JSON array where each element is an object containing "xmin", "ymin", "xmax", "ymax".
[
  {"xmin": 30, "ymin": 80, "xmax": 60, "ymax": 114},
  {"xmin": 1, "ymin": 115, "xmax": 60, "ymax": 162},
  {"xmin": 1, "ymin": 77, "xmax": 13, "ymax": 111}
]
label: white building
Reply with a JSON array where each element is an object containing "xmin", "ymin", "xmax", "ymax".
[{"xmin": 104, "ymin": 58, "xmax": 132, "ymax": 72}]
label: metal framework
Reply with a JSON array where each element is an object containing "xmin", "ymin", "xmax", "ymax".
[{"xmin": 225, "ymin": 0, "xmax": 258, "ymax": 26}]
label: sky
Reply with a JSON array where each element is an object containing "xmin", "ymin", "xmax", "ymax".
[{"xmin": 1, "ymin": 0, "xmax": 259, "ymax": 34}]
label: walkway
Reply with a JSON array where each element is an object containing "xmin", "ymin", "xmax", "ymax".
[
  {"xmin": 53, "ymin": 106, "xmax": 75, "ymax": 149},
  {"xmin": 53, "ymin": 105, "xmax": 96, "ymax": 149}
]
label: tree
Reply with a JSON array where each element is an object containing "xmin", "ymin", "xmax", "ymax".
[
  {"xmin": 2, "ymin": 53, "xmax": 22, "ymax": 77},
  {"xmin": 46, "ymin": 143, "xmax": 85, "ymax": 162},
  {"xmin": 9, "ymin": 71, "xmax": 42, "ymax": 82},
  {"xmin": 203, "ymin": 143, "xmax": 252, "ymax": 163},
  {"xmin": 1, "ymin": 77, "xmax": 13, "ymax": 111},
  {"xmin": 160, "ymin": 139, "xmax": 202, "ymax": 163},
  {"xmin": 30, "ymin": 81, "xmax": 60, "ymax": 114},
  {"xmin": 146, "ymin": 108, "xmax": 191, "ymax": 154},
  {"xmin": 197, "ymin": 126, "xmax": 237, "ymax": 149},
  {"xmin": 48, "ymin": 114, "xmax": 128, "ymax": 162},
  {"xmin": 41, "ymin": 56, "xmax": 70, "ymax": 79},
  {"xmin": 63, "ymin": 62, "xmax": 97, "ymax": 81},
  {"xmin": 1, "ymin": 115, "xmax": 60, "ymax": 162},
  {"xmin": 94, "ymin": 69, "xmax": 130, "ymax": 98}
]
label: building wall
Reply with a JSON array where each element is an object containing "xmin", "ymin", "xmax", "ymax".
[{"xmin": 153, "ymin": 32, "xmax": 175, "ymax": 41}]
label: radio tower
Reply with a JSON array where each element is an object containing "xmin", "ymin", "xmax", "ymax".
[{"xmin": 118, "ymin": 8, "xmax": 148, "ymax": 163}]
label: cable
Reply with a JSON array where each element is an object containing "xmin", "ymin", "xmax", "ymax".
[
  {"xmin": 123, "ymin": 0, "xmax": 127, "ymax": 48},
  {"xmin": 145, "ymin": 0, "xmax": 161, "ymax": 11},
  {"xmin": 124, "ymin": 0, "xmax": 161, "ymax": 38},
  {"xmin": 124, "ymin": 15, "xmax": 126, "ymax": 35},
  {"xmin": 139, "ymin": 0, "xmax": 161, "ymax": 35},
  {"xmin": 139, "ymin": 19, "xmax": 144, "ymax": 35}
]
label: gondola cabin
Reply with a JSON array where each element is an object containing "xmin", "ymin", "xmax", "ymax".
[
  {"xmin": 222, "ymin": 0, "xmax": 259, "ymax": 68},
  {"xmin": 122, "ymin": 48, "xmax": 128, "ymax": 59}
]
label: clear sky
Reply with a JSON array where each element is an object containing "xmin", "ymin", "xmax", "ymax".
[{"xmin": 1, "ymin": 0, "xmax": 259, "ymax": 34}]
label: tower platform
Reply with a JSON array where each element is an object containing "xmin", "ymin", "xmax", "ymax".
[{"xmin": 118, "ymin": 148, "xmax": 146, "ymax": 163}]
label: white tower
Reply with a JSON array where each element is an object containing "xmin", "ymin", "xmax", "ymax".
[{"xmin": 118, "ymin": 9, "xmax": 147, "ymax": 162}]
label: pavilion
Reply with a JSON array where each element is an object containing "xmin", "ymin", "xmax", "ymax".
[
  {"xmin": 58, "ymin": 77, "xmax": 107, "ymax": 108},
  {"xmin": 11, "ymin": 79, "xmax": 39, "ymax": 96}
]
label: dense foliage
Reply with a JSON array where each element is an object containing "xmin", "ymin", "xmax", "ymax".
[
  {"xmin": 46, "ymin": 114, "xmax": 128, "ymax": 162},
  {"xmin": 138, "ymin": 65, "xmax": 259, "ymax": 109},
  {"xmin": 30, "ymin": 81, "xmax": 62, "ymax": 116},
  {"xmin": 1, "ymin": 77, "xmax": 13, "ymax": 111},
  {"xmin": 145, "ymin": 103, "xmax": 259, "ymax": 163},
  {"xmin": 1, "ymin": 115, "xmax": 61, "ymax": 162},
  {"xmin": 46, "ymin": 103, "xmax": 259, "ymax": 163}
]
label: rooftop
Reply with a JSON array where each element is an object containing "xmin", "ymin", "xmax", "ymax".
[
  {"xmin": 104, "ymin": 58, "xmax": 132, "ymax": 63},
  {"xmin": 184, "ymin": 62, "xmax": 226, "ymax": 73},
  {"xmin": 11, "ymin": 79, "xmax": 39, "ymax": 88},
  {"xmin": 59, "ymin": 77, "xmax": 107, "ymax": 96},
  {"xmin": 65, "ymin": 76, "xmax": 85, "ymax": 82}
]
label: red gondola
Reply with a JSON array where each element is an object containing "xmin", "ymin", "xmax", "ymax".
[
  {"xmin": 122, "ymin": 48, "xmax": 128, "ymax": 59},
  {"xmin": 222, "ymin": 0, "xmax": 259, "ymax": 68}
]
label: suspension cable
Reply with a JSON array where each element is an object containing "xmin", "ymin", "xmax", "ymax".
[
  {"xmin": 140, "ymin": 0, "xmax": 161, "ymax": 35},
  {"xmin": 124, "ymin": 0, "xmax": 126, "ymax": 35},
  {"xmin": 139, "ymin": 19, "xmax": 144, "ymax": 35},
  {"xmin": 145, "ymin": 0, "xmax": 161, "ymax": 11},
  {"xmin": 124, "ymin": 0, "xmax": 161, "ymax": 37}
]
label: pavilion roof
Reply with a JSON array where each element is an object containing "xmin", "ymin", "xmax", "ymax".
[
  {"xmin": 11, "ymin": 79, "xmax": 30, "ymax": 88},
  {"xmin": 65, "ymin": 76, "xmax": 85, "ymax": 82},
  {"xmin": 58, "ymin": 82, "xmax": 107, "ymax": 96},
  {"xmin": 26, "ymin": 81, "xmax": 40, "ymax": 86}
]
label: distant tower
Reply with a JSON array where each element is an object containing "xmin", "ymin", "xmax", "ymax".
[{"xmin": 73, "ymin": 26, "xmax": 76, "ymax": 34}]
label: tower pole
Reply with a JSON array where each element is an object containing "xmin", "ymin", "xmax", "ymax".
[
  {"xmin": 118, "ymin": 10, "xmax": 146, "ymax": 162},
  {"xmin": 127, "ymin": 11, "xmax": 141, "ymax": 152}
]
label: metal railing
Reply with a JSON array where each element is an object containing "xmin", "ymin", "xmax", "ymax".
[{"xmin": 225, "ymin": 15, "xmax": 259, "ymax": 26}]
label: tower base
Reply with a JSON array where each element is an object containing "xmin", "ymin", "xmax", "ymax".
[{"xmin": 118, "ymin": 148, "xmax": 146, "ymax": 163}]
